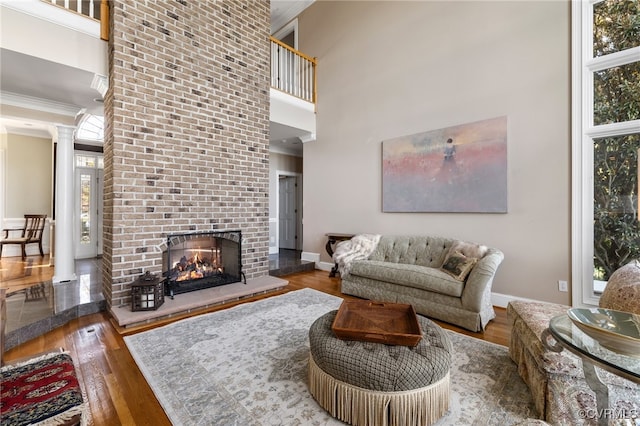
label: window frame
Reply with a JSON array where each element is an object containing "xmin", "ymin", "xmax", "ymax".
[{"xmin": 572, "ymin": 0, "xmax": 640, "ymax": 307}]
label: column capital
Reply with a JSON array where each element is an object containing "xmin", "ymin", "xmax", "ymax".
[{"xmin": 56, "ymin": 125, "xmax": 76, "ymax": 140}]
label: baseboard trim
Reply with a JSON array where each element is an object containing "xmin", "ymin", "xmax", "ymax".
[
  {"xmin": 301, "ymin": 251, "xmax": 320, "ymax": 264},
  {"xmin": 300, "ymin": 252, "xmax": 335, "ymax": 272},
  {"xmin": 317, "ymin": 261, "xmax": 333, "ymax": 272},
  {"xmin": 491, "ymin": 292, "xmax": 543, "ymax": 309}
]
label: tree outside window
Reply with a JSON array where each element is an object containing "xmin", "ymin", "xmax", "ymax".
[{"xmin": 591, "ymin": 0, "xmax": 640, "ymax": 283}]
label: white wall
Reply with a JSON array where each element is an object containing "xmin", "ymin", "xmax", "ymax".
[
  {"xmin": 299, "ymin": 1, "xmax": 571, "ymax": 304},
  {"xmin": 5, "ymin": 133, "xmax": 53, "ymax": 218},
  {"xmin": 1, "ymin": 133, "xmax": 53, "ymax": 257},
  {"xmin": 270, "ymin": 89, "xmax": 316, "ymax": 135}
]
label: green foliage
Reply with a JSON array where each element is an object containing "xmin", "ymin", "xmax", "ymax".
[
  {"xmin": 592, "ymin": 0, "xmax": 640, "ymax": 279},
  {"xmin": 593, "ymin": 135, "xmax": 639, "ymax": 278}
]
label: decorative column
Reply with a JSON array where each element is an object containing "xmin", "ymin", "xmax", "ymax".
[
  {"xmin": 0, "ymin": 136, "xmax": 5, "ymax": 239},
  {"xmin": 52, "ymin": 125, "xmax": 76, "ymax": 283}
]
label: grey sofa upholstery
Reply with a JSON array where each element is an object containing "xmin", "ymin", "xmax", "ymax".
[{"xmin": 340, "ymin": 235, "xmax": 504, "ymax": 332}]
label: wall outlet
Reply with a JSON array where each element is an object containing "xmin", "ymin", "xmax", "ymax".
[{"xmin": 558, "ymin": 280, "xmax": 568, "ymax": 292}]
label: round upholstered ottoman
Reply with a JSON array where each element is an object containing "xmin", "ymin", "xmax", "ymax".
[{"xmin": 308, "ymin": 310, "xmax": 452, "ymax": 426}]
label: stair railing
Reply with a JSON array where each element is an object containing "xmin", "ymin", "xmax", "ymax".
[{"xmin": 270, "ymin": 36, "xmax": 317, "ymax": 104}]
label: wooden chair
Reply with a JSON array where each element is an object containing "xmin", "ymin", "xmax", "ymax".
[{"xmin": 0, "ymin": 214, "xmax": 47, "ymax": 260}]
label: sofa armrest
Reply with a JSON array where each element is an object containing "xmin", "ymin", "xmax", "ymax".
[{"xmin": 460, "ymin": 248, "xmax": 504, "ymax": 312}]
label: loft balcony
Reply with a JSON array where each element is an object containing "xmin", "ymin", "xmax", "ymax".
[{"xmin": 1, "ymin": 0, "xmax": 317, "ymax": 155}]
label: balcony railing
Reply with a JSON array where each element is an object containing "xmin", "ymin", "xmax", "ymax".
[
  {"xmin": 43, "ymin": 0, "xmax": 101, "ymax": 20},
  {"xmin": 41, "ymin": 2, "xmax": 317, "ymax": 105},
  {"xmin": 270, "ymin": 37, "xmax": 317, "ymax": 104}
]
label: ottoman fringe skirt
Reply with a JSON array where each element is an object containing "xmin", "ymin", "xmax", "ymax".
[{"xmin": 309, "ymin": 354, "xmax": 450, "ymax": 426}]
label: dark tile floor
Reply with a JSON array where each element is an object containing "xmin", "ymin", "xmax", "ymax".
[
  {"xmin": 268, "ymin": 249, "xmax": 315, "ymax": 276},
  {"xmin": 5, "ymin": 249, "xmax": 314, "ymax": 349}
]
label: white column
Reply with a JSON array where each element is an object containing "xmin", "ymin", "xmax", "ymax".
[
  {"xmin": 53, "ymin": 125, "xmax": 76, "ymax": 283},
  {"xmin": 0, "ymin": 136, "xmax": 5, "ymax": 238}
]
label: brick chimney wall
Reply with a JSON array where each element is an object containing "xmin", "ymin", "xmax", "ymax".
[{"xmin": 103, "ymin": 0, "xmax": 271, "ymax": 308}]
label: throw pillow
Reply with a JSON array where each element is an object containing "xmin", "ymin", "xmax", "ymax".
[
  {"xmin": 447, "ymin": 240, "xmax": 488, "ymax": 260},
  {"xmin": 441, "ymin": 250, "xmax": 478, "ymax": 281}
]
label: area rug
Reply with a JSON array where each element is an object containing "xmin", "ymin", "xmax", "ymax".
[
  {"xmin": 124, "ymin": 288, "xmax": 538, "ymax": 425},
  {"xmin": 0, "ymin": 351, "xmax": 88, "ymax": 426}
]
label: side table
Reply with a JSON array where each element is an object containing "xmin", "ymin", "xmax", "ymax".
[{"xmin": 324, "ymin": 233, "xmax": 354, "ymax": 277}]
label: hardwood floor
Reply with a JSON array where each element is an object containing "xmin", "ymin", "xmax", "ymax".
[
  {"xmin": 0, "ymin": 254, "xmax": 54, "ymax": 295},
  {"xmin": 3, "ymin": 267, "xmax": 511, "ymax": 426}
]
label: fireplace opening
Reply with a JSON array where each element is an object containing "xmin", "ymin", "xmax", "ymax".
[{"xmin": 163, "ymin": 230, "xmax": 244, "ymax": 297}]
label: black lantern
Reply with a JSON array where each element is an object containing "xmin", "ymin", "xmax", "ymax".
[{"xmin": 131, "ymin": 271, "xmax": 165, "ymax": 311}]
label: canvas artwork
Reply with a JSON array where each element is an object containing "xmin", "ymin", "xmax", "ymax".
[{"xmin": 382, "ymin": 116, "xmax": 508, "ymax": 213}]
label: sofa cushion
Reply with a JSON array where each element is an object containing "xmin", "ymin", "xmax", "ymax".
[
  {"xmin": 349, "ymin": 260, "xmax": 464, "ymax": 297},
  {"xmin": 599, "ymin": 259, "xmax": 640, "ymax": 314}
]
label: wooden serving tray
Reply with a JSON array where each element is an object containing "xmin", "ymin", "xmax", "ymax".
[{"xmin": 331, "ymin": 300, "xmax": 422, "ymax": 346}]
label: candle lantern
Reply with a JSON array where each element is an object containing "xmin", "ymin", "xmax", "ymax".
[{"xmin": 131, "ymin": 271, "xmax": 165, "ymax": 311}]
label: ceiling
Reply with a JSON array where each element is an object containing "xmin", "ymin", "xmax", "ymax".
[{"xmin": 0, "ymin": 0, "xmax": 314, "ymax": 155}]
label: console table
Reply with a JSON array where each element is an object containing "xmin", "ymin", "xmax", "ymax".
[{"xmin": 325, "ymin": 233, "xmax": 355, "ymax": 277}]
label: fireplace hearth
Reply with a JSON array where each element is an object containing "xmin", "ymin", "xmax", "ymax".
[{"xmin": 163, "ymin": 230, "xmax": 244, "ymax": 297}]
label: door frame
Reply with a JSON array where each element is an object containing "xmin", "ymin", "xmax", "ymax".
[
  {"xmin": 276, "ymin": 170, "xmax": 302, "ymax": 251},
  {"xmin": 273, "ymin": 18, "xmax": 298, "ymax": 49}
]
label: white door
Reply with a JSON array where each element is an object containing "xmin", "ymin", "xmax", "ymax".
[
  {"xmin": 75, "ymin": 166, "xmax": 103, "ymax": 259},
  {"xmin": 279, "ymin": 176, "xmax": 297, "ymax": 250}
]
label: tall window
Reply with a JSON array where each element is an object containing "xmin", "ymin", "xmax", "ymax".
[{"xmin": 573, "ymin": 0, "xmax": 640, "ymax": 306}]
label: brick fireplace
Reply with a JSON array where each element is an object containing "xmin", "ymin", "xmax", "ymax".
[{"xmin": 103, "ymin": 1, "xmax": 271, "ymax": 310}]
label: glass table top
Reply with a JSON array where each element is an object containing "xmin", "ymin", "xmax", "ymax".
[{"xmin": 548, "ymin": 314, "xmax": 640, "ymax": 383}]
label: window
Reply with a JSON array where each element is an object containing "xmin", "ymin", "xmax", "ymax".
[
  {"xmin": 76, "ymin": 114, "xmax": 104, "ymax": 142},
  {"xmin": 573, "ymin": 0, "xmax": 640, "ymax": 306}
]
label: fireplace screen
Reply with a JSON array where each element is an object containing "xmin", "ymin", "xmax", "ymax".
[{"xmin": 163, "ymin": 230, "xmax": 243, "ymax": 297}]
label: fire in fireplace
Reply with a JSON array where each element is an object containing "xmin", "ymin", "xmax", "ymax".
[{"xmin": 163, "ymin": 230, "xmax": 244, "ymax": 297}]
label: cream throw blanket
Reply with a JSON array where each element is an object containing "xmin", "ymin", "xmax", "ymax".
[{"xmin": 332, "ymin": 234, "xmax": 381, "ymax": 277}]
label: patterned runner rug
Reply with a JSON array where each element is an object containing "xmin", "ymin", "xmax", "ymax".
[{"xmin": 124, "ymin": 288, "xmax": 538, "ymax": 425}]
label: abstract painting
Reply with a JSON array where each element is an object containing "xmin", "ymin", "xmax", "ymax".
[{"xmin": 382, "ymin": 116, "xmax": 508, "ymax": 213}]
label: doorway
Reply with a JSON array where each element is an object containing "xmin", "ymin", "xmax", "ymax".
[
  {"xmin": 278, "ymin": 172, "xmax": 302, "ymax": 251},
  {"xmin": 74, "ymin": 153, "xmax": 103, "ymax": 259},
  {"xmin": 273, "ymin": 19, "xmax": 297, "ymax": 49}
]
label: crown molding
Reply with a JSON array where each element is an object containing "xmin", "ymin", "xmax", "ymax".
[
  {"xmin": 0, "ymin": 91, "xmax": 80, "ymax": 117},
  {"xmin": 298, "ymin": 133, "xmax": 316, "ymax": 143},
  {"xmin": 269, "ymin": 144, "xmax": 303, "ymax": 157},
  {"xmin": 91, "ymin": 74, "xmax": 108, "ymax": 99}
]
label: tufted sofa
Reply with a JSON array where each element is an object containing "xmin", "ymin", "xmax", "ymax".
[
  {"xmin": 339, "ymin": 235, "xmax": 504, "ymax": 332},
  {"xmin": 507, "ymin": 260, "xmax": 640, "ymax": 424}
]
